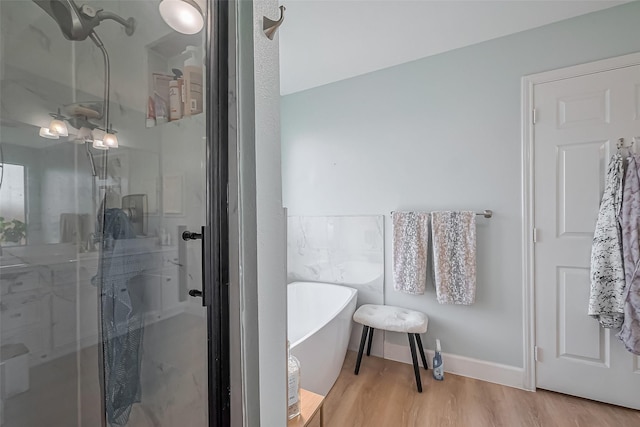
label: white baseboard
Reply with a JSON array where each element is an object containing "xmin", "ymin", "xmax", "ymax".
[{"xmin": 383, "ymin": 342, "xmax": 527, "ymax": 391}]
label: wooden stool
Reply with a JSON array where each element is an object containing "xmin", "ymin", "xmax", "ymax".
[{"xmin": 353, "ymin": 304, "xmax": 429, "ymax": 392}]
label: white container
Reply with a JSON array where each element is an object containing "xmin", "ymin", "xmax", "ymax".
[
  {"xmin": 287, "ymin": 341, "xmax": 301, "ymax": 420},
  {"xmin": 0, "ymin": 343, "xmax": 30, "ymax": 398},
  {"xmin": 169, "ymin": 79, "xmax": 182, "ymax": 121}
]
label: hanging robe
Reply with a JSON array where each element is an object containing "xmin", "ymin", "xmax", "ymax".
[
  {"xmin": 618, "ymin": 154, "xmax": 640, "ymax": 354},
  {"xmin": 589, "ymin": 153, "xmax": 626, "ymax": 328}
]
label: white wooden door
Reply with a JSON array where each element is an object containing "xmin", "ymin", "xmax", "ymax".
[{"xmin": 534, "ymin": 64, "xmax": 640, "ymax": 409}]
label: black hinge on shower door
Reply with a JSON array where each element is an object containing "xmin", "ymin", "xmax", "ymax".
[{"xmin": 181, "ymin": 225, "xmax": 210, "ymax": 305}]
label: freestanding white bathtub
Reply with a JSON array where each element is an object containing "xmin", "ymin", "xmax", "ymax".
[{"xmin": 288, "ymin": 281, "xmax": 358, "ymax": 396}]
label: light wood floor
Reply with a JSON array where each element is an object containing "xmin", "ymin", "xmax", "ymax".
[{"xmin": 318, "ymin": 351, "xmax": 640, "ymax": 427}]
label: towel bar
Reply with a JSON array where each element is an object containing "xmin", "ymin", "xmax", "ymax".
[{"xmin": 390, "ymin": 209, "xmax": 493, "ymax": 218}]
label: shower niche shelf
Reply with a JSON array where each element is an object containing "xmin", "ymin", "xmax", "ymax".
[{"xmin": 146, "ymin": 32, "xmax": 204, "ymax": 128}]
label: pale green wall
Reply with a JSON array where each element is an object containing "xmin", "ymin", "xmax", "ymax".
[{"xmin": 282, "ymin": 2, "xmax": 640, "ymax": 367}]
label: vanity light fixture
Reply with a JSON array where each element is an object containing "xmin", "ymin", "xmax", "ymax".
[
  {"xmin": 72, "ymin": 127, "xmax": 93, "ymax": 144},
  {"xmin": 103, "ymin": 125, "xmax": 118, "ymax": 148},
  {"xmin": 48, "ymin": 108, "xmax": 69, "ymax": 137},
  {"xmin": 92, "ymin": 139, "xmax": 108, "ymax": 150},
  {"xmin": 159, "ymin": 0, "xmax": 205, "ymax": 35},
  {"xmin": 39, "ymin": 127, "xmax": 60, "ymax": 139},
  {"xmin": 92, "ymin": 128, "xmax": 109, "ymax": 150}
]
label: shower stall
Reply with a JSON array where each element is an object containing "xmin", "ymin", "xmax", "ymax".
[{"xmin": 0, "ymin": 0, "xmax": 229, "ymax": 425}]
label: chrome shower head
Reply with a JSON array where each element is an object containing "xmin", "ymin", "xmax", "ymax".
[{"xmin": 32, "ymin": 0, "xmax": 135, "ymax": 41}]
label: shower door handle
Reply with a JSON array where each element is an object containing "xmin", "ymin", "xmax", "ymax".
[
  {"xmin": 182, "ymin": 230, "xmax": 203, "ymax": 240},
  {"xmin": 182, "ymin": 226, "xmax": 207, "ymax": 305}
]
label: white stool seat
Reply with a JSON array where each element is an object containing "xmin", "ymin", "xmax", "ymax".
[
  {"xmin": 353, "ymin": 304, "xmax": 428, "ymax": 334},
  {"xmin": 352, "ymin": 304, "xmax": 430, "ymax": 392}
]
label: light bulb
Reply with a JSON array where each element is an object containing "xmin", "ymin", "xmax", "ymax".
[
  {"xmin": 103, "ymin": 132, "xmax": 118, "ymax": 148},
  {"xmin": 159, "ymin": 0, "xmax": 204, "ymax": 35},
  {"xmin": 49, "ymin": 118, "xmax": 68, "ymax": 137},
  {"xmin": 180, "ymin": 9, "xmax": 195, "ymax": 24},
  {"xmin": 39, "ymin": 127, "xmax": 60, "ymax": 139}
]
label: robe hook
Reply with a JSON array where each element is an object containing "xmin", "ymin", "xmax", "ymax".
[
  {"xmin": 617, "ymin": 137, "xmax": 635, "ymax": 150},
  {"xmin": 263, "ymin": 5, "xmax": 285, "ymax": 40}
]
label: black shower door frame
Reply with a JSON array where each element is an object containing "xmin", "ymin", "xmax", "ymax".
[{"xmin": 205, "ymin": 0, "xmax": 230, "ymax": 426}]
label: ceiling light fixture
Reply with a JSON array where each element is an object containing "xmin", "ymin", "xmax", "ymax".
[{"xmin": 159, "ymin": 0, "xmax": 205, "ymax": 34}]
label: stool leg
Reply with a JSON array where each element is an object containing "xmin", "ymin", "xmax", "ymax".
[
  {"xmin": 366, "ymin": 327, "xmax": 374, "ymax": 356},
  {"xmin": 414, "ymin": 333, "xmax": 428, "ymax": 370},
  {"xmin": 355, "ymin": 325, "xmax": 369, "ymax": 375},
  {"xmin": 408, "ymin": 333, "xmax": 422, "ymax": 392}
]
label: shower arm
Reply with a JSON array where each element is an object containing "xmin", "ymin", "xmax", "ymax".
[
  {"xmin": 85, "ymin": 30, "xmax": 110, "ymax": 179},
  {"xmin": 89, "ymin": 31, "xmax": 110, "ymax": 131},
  {"xmin": 95, "ymin": 10, "xmax": 135, "ymax": 36}
]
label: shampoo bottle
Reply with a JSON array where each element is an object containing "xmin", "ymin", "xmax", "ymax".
[
  {"xmin": 287, "ymin": 341, "xmax": 301, "ymax": 419},
  {"xmin": 169, "ymin": 69, "xmax": 183, "ymax": 121},
  {"xmin": 433, "ymin": 339, "xmax": 444, "ymax": 381}
]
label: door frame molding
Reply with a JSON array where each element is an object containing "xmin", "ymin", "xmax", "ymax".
[{"xmin": 521, "ymin": 51, "xmax": 640, "ymax": 392}]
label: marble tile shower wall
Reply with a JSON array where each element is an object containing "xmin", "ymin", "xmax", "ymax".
[
  {"xmin": 287, "ymin": 215, "xmax": 384, "ymax": 353},
  {"xmin": 287, "ymin": 215, "xmax": 384, "ymax": 298},
  {"xmin": 287, "ymin": 215, "xmax": 384, "ymax": 306}
]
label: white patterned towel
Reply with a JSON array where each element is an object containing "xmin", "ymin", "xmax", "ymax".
[
  {"xmin": 431, "ymin": 211, "xmax": 477, "ymax": 305},
  {"xmin": 392, "ymin": 212, "xmax": 430, "ymax": 294}
]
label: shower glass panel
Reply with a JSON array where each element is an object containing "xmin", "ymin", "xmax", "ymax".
[{"xmin": 0, "ymin": 1, "xmax": 213, "ymax": 425}]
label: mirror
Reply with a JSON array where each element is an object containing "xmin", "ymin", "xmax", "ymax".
[{"xmin": 0, "ymin": 137, "xmax": 159, "ymax": 248}]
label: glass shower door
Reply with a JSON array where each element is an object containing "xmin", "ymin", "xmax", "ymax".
[
  {"xmin": 96, "ymin": 108, "xmax": 208, "ymax": 427},
  {"xmin": 0, "ymin": 1, "xmax": 228, "ymax": 426}
]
